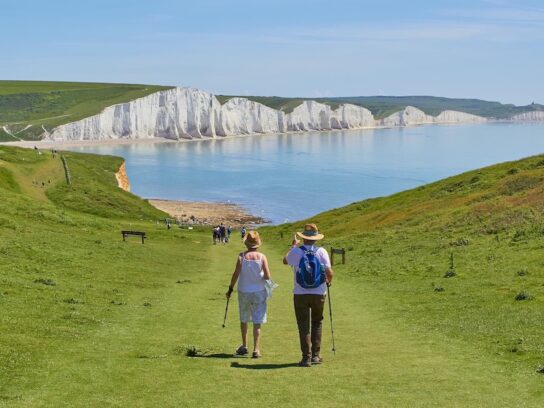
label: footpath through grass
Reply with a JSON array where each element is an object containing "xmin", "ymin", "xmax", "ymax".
[{"xmin": 1, "ymin": 145, "xmax": 544, "ymax": 406}]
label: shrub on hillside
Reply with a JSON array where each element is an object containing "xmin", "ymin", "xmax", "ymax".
[{"xmin": 514, "ymin": 292, "xmax": 533, "ymax": 301}]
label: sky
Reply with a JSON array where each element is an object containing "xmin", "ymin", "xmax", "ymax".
[{"xmin": 1, "ymin": 0, "xmax": 543, "ymax": 105}]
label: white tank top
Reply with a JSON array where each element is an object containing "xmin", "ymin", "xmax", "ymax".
[{"xmin": 238, "ymin": 252, "xmax": 265, "ymax": 293}]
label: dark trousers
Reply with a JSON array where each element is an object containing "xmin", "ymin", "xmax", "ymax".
[{"xmin": 293, "ymin": 294, "xmax": 325, "ymax": 359}]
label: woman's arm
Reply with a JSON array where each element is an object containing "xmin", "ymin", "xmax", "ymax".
[
  {"xmin": 261, "ymin": 255, "xmax": 271, "ymax": 280},
  {"xmin": 226, "ymin": 256, "xmax": 242, "ymax": 298}
]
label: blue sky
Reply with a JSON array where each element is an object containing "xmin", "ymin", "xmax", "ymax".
[{"xmin": 1, "ymin": 0, "xmax": 543, "ymax": 104}]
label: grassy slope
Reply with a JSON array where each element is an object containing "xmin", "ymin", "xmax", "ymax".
[
  {"xmin": 218, "ymin": 94, "xmax": 544, "ymax": 118},
  {"xmin": 263, "ymin": 154, "xmax": 544, "ymax": 400},
  {"xmin": 0, "ymin": 81, "xmax": 172, "ymax": 142},
  {"xmin": 1, "ymin": 146, "xmax": 544, "ymax": 406}
]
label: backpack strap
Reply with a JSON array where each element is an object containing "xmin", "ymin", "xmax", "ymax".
[{"xmin": 300, "ymin": 245, "xmax": 315, "ymax": 254}]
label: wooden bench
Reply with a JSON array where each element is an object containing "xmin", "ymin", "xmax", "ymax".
[{"xmin": 121, "ymin": 230, "xmax": 146, "ymax": 244}]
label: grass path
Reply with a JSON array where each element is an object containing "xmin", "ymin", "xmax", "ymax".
[{"xmin": 5, "ymin": 231, "xmax": 539, "ymax": 407}]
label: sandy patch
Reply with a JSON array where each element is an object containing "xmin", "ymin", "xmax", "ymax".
[{"xmin": 148, "ymin": 199, "xmax": 266, "ymax": 227}]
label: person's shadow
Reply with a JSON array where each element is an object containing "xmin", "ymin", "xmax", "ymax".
[
  {"xmin": 195, "ymin": 353, "xmax": 232, "ymax": 359},
  {"xmin": 230, "ymin": 362, "xmax": 298, "ymax": 370},
  {"xmin": 192, "ymin": 353, "xmax": 299, "ymax": 369}
]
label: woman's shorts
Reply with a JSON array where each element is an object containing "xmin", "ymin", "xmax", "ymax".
[{"xmin": 238, "ymin": 290, "xmax": 267, "ymax": 324}]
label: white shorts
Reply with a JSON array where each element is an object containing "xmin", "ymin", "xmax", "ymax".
[{"xmin": 238, "ymin": 290, "xmax": 267, "ymax": 324}]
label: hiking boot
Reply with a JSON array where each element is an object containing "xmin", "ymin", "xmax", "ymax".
[
  {"xmin": 234, "ymin": 345, "xmax": 248, "ymax": 357},
  {"xmin": 298, "ymin": 358, "xmax": 312, "ymax": 367},
  {"xmin": 311, "ymin": 356, "xmax": 323, "ymax": 365}
]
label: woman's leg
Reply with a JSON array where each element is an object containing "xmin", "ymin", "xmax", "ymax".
[
  {"xmin": 241, "ymin": 322, "xmax": 248, "ymax": 348},
  {"xmin": 253, "ymin": 324, "xmax": 261, "ymax": 353}
]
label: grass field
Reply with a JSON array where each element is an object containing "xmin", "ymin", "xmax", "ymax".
[
  {"xmin": 1, "ymin": 145, "xmax": 544, "ymax": 406},
  {"xmin": 0, "ymin": 81, "xmax": 172, "ymax": 142}
]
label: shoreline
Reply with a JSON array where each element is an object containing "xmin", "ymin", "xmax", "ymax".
[
  {"xmin": 147, "ymin": 198, "xmax": 267, "ymax": 228},
  {"xmin": 0, "ymin": 120, "xmax": 496, "ymax": 149}
]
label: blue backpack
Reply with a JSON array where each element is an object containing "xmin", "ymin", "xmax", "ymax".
[{"xmin": 296, "ymin": 246, "xmax": 326, "ymax": 289}]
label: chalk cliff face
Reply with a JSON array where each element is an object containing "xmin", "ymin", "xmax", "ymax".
[
  {"xmin": 46, "ymin": 87, "xmax": 492, "ymax": 142},
  {"xmin": 378, "ymin": 106, "xmax": 434, "ymax": 127},
  {"xmin": 434, "ymin": 110, "xmax": 487, "ymax": 123},
  {"xmin": 511, "ymin": 111, "xmax": 544, "ymax": 121}
]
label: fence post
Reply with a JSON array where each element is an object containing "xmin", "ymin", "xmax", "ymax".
[{"xmin": 330, "ymin": 247, "xmax": 346, "ymax": 266}]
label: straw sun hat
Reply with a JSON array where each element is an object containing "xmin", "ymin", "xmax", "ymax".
[
  {"xmin": 296, "ymin": 223, "xmax": 324, "ymax": 241},
  {"xmin": 244, "ymin": 230, "xmax": 262, "ymax": 248}
]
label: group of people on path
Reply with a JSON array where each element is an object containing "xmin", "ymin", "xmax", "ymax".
[
  {"xmin": 226, "ymin": 223, "xmax": 334, "ymax": 367},
  {"xmin": 212, "ymin": 223, "xmax": 232, "ymax": 244}
]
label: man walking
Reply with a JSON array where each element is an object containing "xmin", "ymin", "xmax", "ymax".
[
  {"xmin": 283, "ymin": 223, "xmax": 333, "ymax": 367},
  {"xmin": 219, "ymin": 223, "xmax": 227, "ymax": 244}
]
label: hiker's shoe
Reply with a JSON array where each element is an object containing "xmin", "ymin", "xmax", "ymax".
[
  {"xmin": 311, "ymin": 356, "xmax": 323, "ymax": 365},
  {"xmin": 234, "ymin": 345, "xmax": 248, "ymax": 357},
  {"xmin": 298, "ymin": 358, "xmax": 312, "ymax": 367},
  {"xmin": 252, "ymin": 351, "xmax": 262, "ymax": 359}
]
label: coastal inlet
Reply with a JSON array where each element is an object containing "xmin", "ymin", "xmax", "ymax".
[{"xmin": 81, "ymin": 121, "xmax": 544, "ymax": 224}]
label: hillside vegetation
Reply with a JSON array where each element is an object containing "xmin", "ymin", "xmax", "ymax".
[
  {"xmin": 1, "ymin": 145, "xmax": 544, "ymax": 406},
  {"xmin": 0, "ymin": 81, "xmax": 172, "ymax": 142}
]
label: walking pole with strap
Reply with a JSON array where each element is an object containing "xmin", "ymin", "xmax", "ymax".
[{"xmin": 326, "ymin": 283, "xmax": 336, "ymax": 355}]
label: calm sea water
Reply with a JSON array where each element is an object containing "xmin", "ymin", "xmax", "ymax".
[{"xmin": 69, "ymin": 123, "xmax": 544, "ymax": 224}]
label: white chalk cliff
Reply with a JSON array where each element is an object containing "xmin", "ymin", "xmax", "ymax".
[
  {"xmin": 46, "ymin": 87, "xmax": 489, "ymax": 141},
  {"xmin": 511, "ymin": 111, "xmax": 544, "ymax": 121}
]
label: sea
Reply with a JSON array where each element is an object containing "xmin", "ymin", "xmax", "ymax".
[{"xmin": 68, "ymin": 122, "xmax": 544, "ymax": 224}]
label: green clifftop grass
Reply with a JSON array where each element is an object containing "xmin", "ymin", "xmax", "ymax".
[
  {"xmin": 0, "ymin": 81, "xmax": 172, "ymax": 141},
  {"xmin": 2, "ymin": 145, "xmax": 544, "ymax": 406}
]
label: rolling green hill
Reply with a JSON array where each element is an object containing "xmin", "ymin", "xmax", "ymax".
[
  {"xmin": 0, "ymin": 81, "xmax": 173, "ymax": 142},
  {"xmin": 218, "ymin": 94, "xmax": 544, "ymax": 118},
  {"xmin": 1, "ymin": 144, "xmax": 544, "ymax": 405}
]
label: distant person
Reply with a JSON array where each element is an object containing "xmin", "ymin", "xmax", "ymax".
[
  {"xmin": 226, "ymin": 231, "xmax": 271, "ymax": 358},
  {"xmin": 240, "ymin": 226, "xmax": 247, "ymax": 240},
  {"xmin": 219, "ymin": 223, "xmax": 227, "ymax": 244},
  {"xmin": 227, "ymin": 226, "xmax": 232, "ymax": 240},
  {"xmin": 283, "ymin": 223, "xmax": 333, "ymax": 367},
  {"xmin": 212, "ymin": 226, "xmax": 220, "ymax": 244}
]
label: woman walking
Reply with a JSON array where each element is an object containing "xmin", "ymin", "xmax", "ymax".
[{"xmin": 226, "ymin": 231, "xmax": 271, "ymax": 358}]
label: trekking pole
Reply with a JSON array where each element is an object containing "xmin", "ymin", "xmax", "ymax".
[
  {"xmin": 222, "ymin": 296, "xmax": 231, "ymax": 328},
  {"xmin": 326, "ymin": 283, "xmax": 336, "ymax": 355}
]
